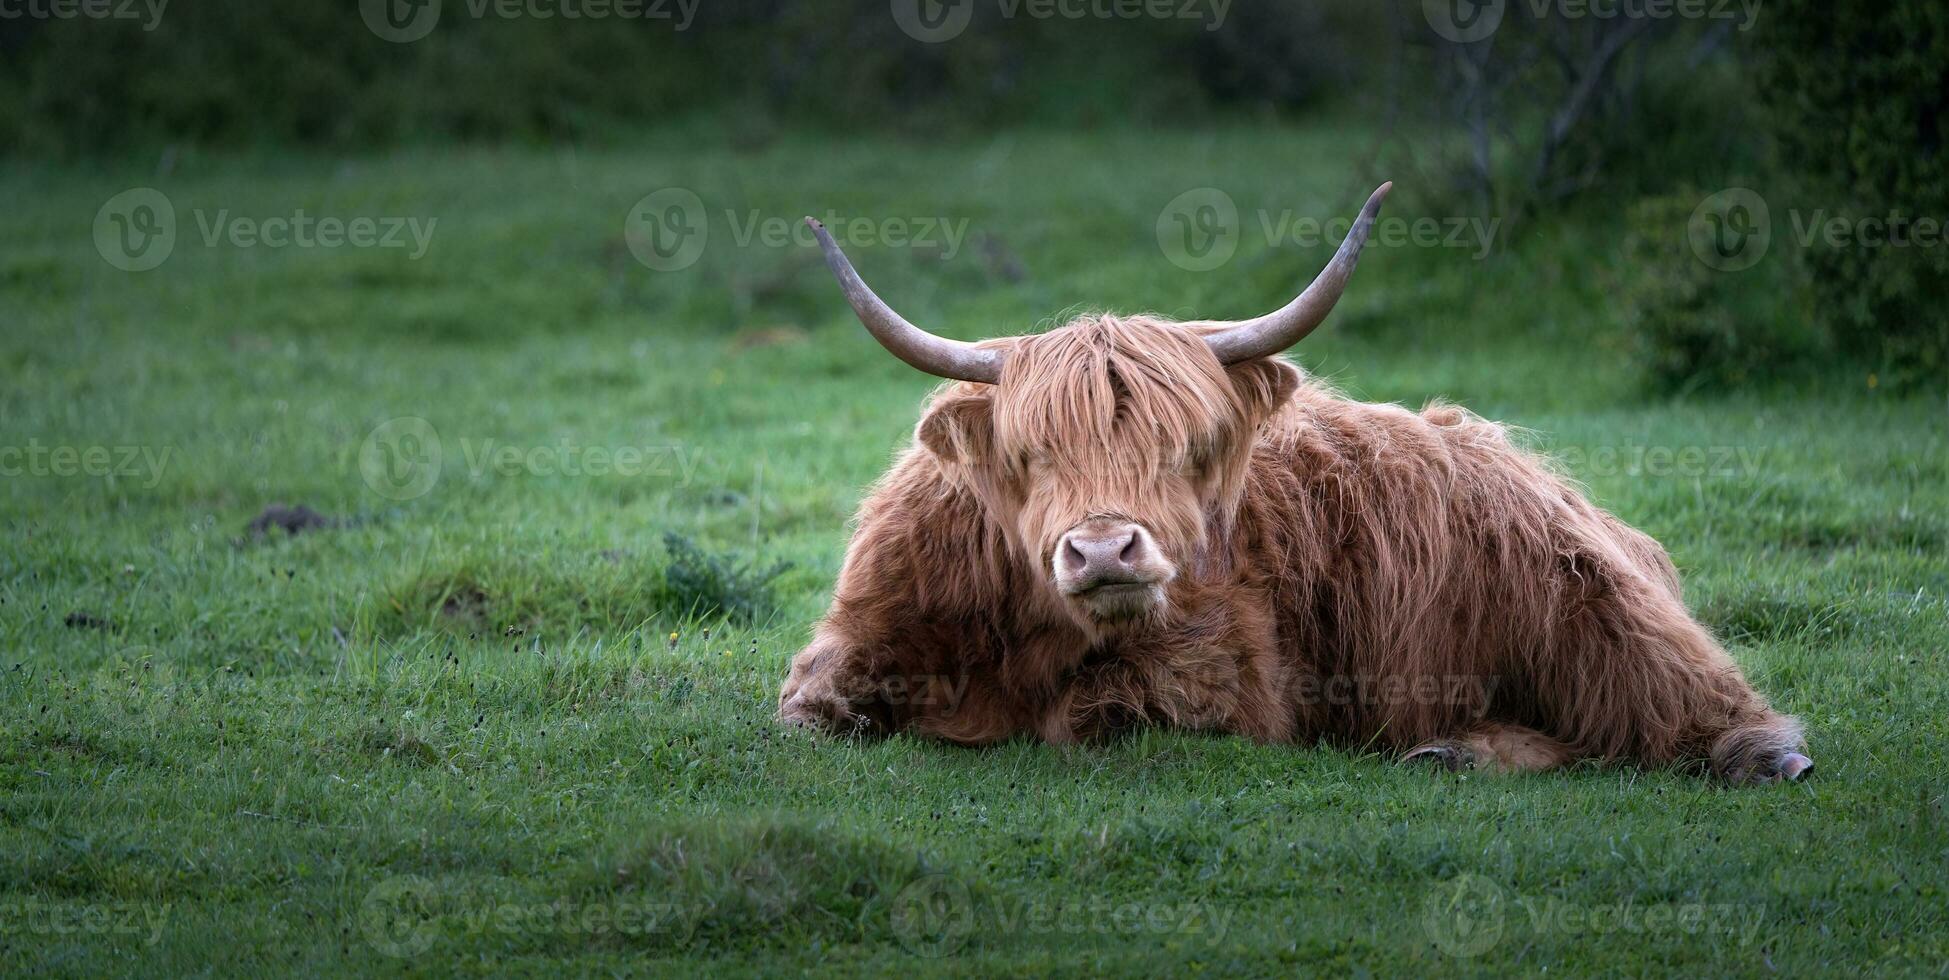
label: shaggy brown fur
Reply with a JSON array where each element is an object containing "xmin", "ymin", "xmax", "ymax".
[{"xmin": 778, "ymin": 314, "xmax": 1809, "ymax": 783}]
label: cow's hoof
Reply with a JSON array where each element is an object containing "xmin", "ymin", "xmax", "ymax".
[
  {"xmin": 1777, "ymin": 752, "xmax": 1814, "ymax": 781},
  {"xmin": 1404, "ymin": 743, "xmax": 1475, "ymax": 772}
]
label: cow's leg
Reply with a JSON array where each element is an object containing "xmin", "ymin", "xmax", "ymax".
[
  {"xmin": 777, "ymin": 630, "xmax": 888, "ymax": 735},
  {"xmin": 1039, "ymin": 631, "xmax": 1293, "ymax": 745},
  {"xmin": 1037, "ymin": 657, "xmax": 1156, "ymax": 744},
  {"xmin": 779, "ymin": 619, "xmax": 1030, "ymax": 743},
  {"xmin": 1533, "ymin": 554, "xmax": 1811, "ymax": 784},
  {"xmin": 1403, "ymin": 722, "xmax": 1576, "ymax": 774}
]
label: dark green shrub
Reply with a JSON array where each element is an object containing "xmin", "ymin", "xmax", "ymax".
[
  {"xmin": 1757, "ymin": 0, "xmax": 1949, "ymax": 387},
  {"xmin": 1615, "ymin": 190, "xmax": 1821, "ymax": 392},
  {"xmin": 657, "ymin": 532, "xmax": 790, "ymax": 625}
]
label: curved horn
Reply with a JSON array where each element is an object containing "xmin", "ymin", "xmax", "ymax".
[
  {"xmin": 1203, "ymin": 182, "xmax": 1392, "ymax": 365},
  {"xmin": 805, "ymin": 217, "xmax": 1004, "ymax": 384}
]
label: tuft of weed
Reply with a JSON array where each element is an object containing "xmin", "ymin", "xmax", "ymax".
[
  {"xmin": 655, "ymin": 532, "xmax": 792, "ymax": 625},
  {"xmin": 568, "ymin": 816, "xmax": 947, "ymax": 952}
]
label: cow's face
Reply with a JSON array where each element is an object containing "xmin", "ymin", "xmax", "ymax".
[
  {"xmin": 805, "ymin": 185, "xmax": 1388, "ymax": 627},
  {"xmin": 920, "ymin": 316, "xmax": 1300, "ymax": 629}
]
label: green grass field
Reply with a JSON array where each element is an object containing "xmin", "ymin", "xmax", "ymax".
[{"xmin": 3, "ymin": 127, "xmax": 1945, "ymax": 976}]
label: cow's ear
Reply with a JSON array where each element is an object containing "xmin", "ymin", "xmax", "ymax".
[
  {"xmin": 1226, "ymin": 358, "xmax": 1302, "ymax": 424},
  {"xmin": 918, "ymin": 390, "xmax": 995, "ymax": 465}
]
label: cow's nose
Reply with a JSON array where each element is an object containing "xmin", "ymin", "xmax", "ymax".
[{"xmin": 1057, "ymin": 523, "xmax": 1150, "ymax": 590}]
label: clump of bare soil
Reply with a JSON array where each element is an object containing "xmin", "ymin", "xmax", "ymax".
[
  {"xmin": 63, "ymin": 610, "xmax": 115, "ymax": 631},
  {"xmin": 244, "ymin": 503, "xmax": 341, "ymax": 538}
]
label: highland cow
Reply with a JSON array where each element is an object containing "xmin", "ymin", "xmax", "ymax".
[{"xmin": 777, "ymin": 183, "xmax": 1812, "ymax": 783}]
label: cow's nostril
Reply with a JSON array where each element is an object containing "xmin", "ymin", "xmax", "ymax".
[
  {"xmin": 1119, "ymin": 534, "xmax": 1138, "ymax": 563},
  {"xmin": 1063, "ymin": 539, "xmax": 1087, "ymax": 572}
]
